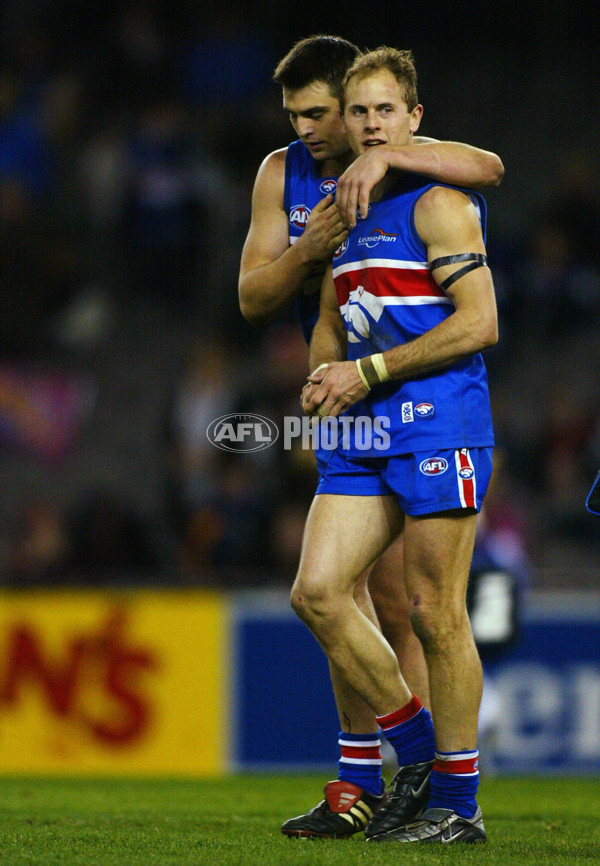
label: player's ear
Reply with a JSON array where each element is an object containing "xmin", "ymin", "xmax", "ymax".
[{"xmin": 410, "ymin": 104, "xmax": 424, "ymax": 134}]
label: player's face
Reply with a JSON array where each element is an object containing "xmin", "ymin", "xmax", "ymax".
[
  {"xmin": 283, "ymin": 81, "xmax": 348, "ymax": 161},
  {"xmin": 343, "ymin": 68, "xmax": 423, "ymax": 156}
]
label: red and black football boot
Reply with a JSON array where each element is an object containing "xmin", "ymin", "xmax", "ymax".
[{"xmin": 281, "ymin": 780, "xmax": 387, "ymax": 838}]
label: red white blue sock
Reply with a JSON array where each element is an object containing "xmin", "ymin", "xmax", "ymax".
[
  {"xmin": 377, "ymin": 695, "xmax": 435, "ymax": 767},
  {"xmin": 338, "ymin": 731, "xmax": 384, "ymax": 796},
  {"xmin": 428, "ymin": 749, "xmax": 480, "ymax": 818}
]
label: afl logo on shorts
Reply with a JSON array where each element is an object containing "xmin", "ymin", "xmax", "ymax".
[
  {"xmin": 333, "ymin": 237, "xmax": 349, "ymax": 259},
  {"xmin": 319, "ymin": 179, "xmax": 337, "ymax": 195},
  {"xmin": 290, "ymin": 205, "xmax": 311, "ymax": 229},
  {"xmin": 459, "ymin": 466, "xmax": 475, "ymax": 480},
  {"xmin": 420, "ymin": 458, "xmax": 448, "ymax": 476}
]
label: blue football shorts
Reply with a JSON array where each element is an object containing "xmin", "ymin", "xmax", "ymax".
[
  {"xmin": 316, "ymin": 446, "xmax": 494, "ymax": 516},
  {"xmin": 315, "ymin": 442, "xmax": 331, "ymax": 477}
]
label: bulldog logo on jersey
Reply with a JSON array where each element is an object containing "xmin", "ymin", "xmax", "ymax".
[
  {"xmin": 290, "ymin": 205, "xmax": 311, "ymax": 229},
  {"xmin": 319, "ymin": 179, "xmax": 337, "ymax": 195},
  {"xmin": 340, "ymin": 285, "xmax": 385, "ymax": 341},
  {"xmin": 415, "ymin": 402, "xmax": 435, "ymax": 419}
]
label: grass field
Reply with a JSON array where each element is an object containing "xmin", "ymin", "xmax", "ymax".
[{"xmin": 2, "ymin": 774, "xmax": 600, "ymax": 865}]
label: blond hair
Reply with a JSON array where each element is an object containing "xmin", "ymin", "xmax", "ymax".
[{"xmin": 343, "ymin": 47, "xmax": 418, "ymax": 110}]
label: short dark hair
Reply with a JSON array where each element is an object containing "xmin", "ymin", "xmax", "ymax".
[
  {"xmin": 343, "ymin": 47, "xmax": 419, "ymax": 111},
  {"xmin": 273, "ymin": 35, "xmax": 360, "ymax": 103}
]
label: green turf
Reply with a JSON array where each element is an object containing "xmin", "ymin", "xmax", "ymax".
[{"xmin": 1, "ymin": 774, "xmax": 599, "ymax": 865}]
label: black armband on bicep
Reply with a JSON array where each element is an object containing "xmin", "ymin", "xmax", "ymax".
[{"xmin": 429, "ymin": 253, "xmax": 488, "ymax": 292}]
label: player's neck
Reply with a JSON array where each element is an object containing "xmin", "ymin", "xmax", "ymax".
[
  {"xmin": 369, "ymin": 171, "xmax": 399, "ymax": 203},
  {"xmin": 320, "ymin": 151, "xmax": 353, "ymax": 178}
]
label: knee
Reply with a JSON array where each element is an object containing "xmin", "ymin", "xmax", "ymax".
[
  {"xmin": 408, "ymin": 595, "xmax": 431, "ymax": 647},
  {"xmin": 290, "ymin": 584, "xmax": 308, "ymax": 621},
  {"xmin": 408, "ymin": 594, "xmax": 467, "ymax": 652},
  {"xmin": 290, "ymin": 575, "xmax": 337, "ymax": 626}
]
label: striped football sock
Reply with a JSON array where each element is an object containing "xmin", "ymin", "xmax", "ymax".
[
  {"xmin": 377, "ymin": 695, "xmax": 436, "ymax": 767},
  {"xmin": 337, "ymin": 731, "xmax": 384, "ymax": 796},
  {"xmin": 428, "ymin": 749, "xmax": 480, "ymax": 818}
]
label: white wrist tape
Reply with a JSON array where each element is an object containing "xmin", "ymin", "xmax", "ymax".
[
  {"xmin": 355, "ymin": 359, "xmax": 371, "ymax": 390},
  {"xmin": 371, "ymin": 353, "xmax": 391, "ymax": 383}
]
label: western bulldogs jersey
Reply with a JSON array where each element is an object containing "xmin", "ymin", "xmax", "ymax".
[
  {"xmin": 332, "ymin": 175, "xmax": 495, "ymax": 457},
  {"xmin": 284, "ymin": 139, "xmax": 337, "ymax": 343}
]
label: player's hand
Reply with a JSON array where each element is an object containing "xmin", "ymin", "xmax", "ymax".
[
  {"xmin": 298, "ymin": 194, "xmax": 348, "ymax": 262},
  {"xmin": 301, "ymin": 361, "xmax": 369, "ymax": 417},
  {"xmin": 336, "ymin": 148, "xmax": 390, "ymax": 228},
  {"xmin": 301, "ymin": 364, "xmax": 328, "ymax": 415}
]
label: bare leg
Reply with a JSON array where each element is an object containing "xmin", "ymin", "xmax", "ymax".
[
  {"xmin": 291, "ymin": 493, "xmax": 412, "ymax": 716},
  {"xmin": 369, "ymin": 535, "xmax": 431, "ymax": 710},
  {"xmin": 329, "ymin": 569, "xmax": 385, "ymax": 732},
  {"xmin": 404, "ymin": 511, "xmax": 482, "ymax": 750}
]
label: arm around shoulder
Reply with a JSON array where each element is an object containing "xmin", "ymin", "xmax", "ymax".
[
  {"xmin": 336, "ymin": 138, "xmax": 504, "ymax": 228},
  {"xmin": 395, "ymin": 139, "xmax": 504, "ymax": 188}
]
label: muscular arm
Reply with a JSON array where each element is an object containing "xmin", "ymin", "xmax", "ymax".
[
  {"xmin": 382, "ymin": 186, "xmax": 498, "ymax": 378},
  {"xmin": 305, "ymin": 187, "xmax": 498, "ymax": 417},
  {"xmin": 397, "ymin": 138, "xmax": 503, "ymax": 188},
  {"xmin": 238, "ymin": 149, "xmax": 347, "ymax": 326},
  {"xmin": 336, "ymin": 139, "xmax": 504, "ymax": 227}
]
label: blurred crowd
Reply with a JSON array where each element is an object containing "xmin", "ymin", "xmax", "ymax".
[{"xmin": 1, "ymin": 1, "xmax": 600, "ymax": 589}]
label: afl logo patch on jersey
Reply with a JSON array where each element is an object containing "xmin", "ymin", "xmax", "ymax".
[
  {"xmin": 420, "ymin": 457, "xmax": 449, "ymax": 476},
  {"xmin": 319, "ymin": 179, "xmax": 337, "ymax": 195},
  {"xmin": 333, "ymin": 237, "xmax": 349, "ymax": 259},
  {"xmin": 290, "ymin": 205, "xmax": 311, "ymax": 229},
  {"xmin": 414, "ymin": 402, "xmax": 435, "ymax": 419}
]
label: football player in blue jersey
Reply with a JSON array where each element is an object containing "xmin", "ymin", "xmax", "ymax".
[
  {"xmin": 296, "ymin": 46, "xmax": 498, "ymax": 844},
  {"xmin": 238, "ymin": 35, "xmax": 503, "ymax": 842},
  {"xmin": 239, "ymin": 36, "xmax": 502, "ymax": 327}
]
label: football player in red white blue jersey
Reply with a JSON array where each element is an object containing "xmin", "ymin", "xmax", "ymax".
[
  {"xmin": 238, "ymin": 36, "xmax": 503, "ymax": 842},
  {"xmin": 324, "ymin": 173, "xmax": 493, "ymax": 462},
  {"xmin": 239, "ymin": 36, "xmax": 503, "ymax": 333},
  {"xmin": 297, "ymin": 47, "xmax": 498, "ymax": 845}
]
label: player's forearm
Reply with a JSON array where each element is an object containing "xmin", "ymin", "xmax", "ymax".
[
  {"xmin": 308, "ymin": 310, "xmax": 346, "ymax": 373},
  {"xmin": 380, "ymin": 308, "xmax": 497, "ymax": 384},
  {"xmin": 238, "ymin": 245, "xmax": 319, "ymax": 326},
  {"xmin": 387, "ymin": 142, "xmax": 504, "ymax": 189}
]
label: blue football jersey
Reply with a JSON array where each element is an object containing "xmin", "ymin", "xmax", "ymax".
[{"xmin": 332, "ymin": 175, "xmax": 495, "ymax": 456}]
